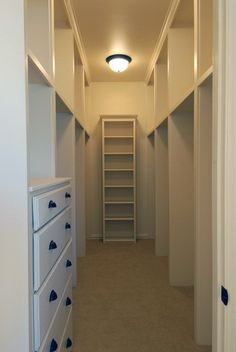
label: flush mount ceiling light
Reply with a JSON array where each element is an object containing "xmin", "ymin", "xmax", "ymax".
[{"xmin": 106, "ymin": 54, "xmax": 132, "ymax": 73}]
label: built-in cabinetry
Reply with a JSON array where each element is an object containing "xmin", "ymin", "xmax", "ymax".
[
  {"xmin": 0, "ymin": 0, "xmax": 89, "ymax": 350},
  {"xmin": 30, "ymin": 179, "xmax": 73, "ymax": 352},
  {"xmin": 102, "ymin": 118, "xmax": 136, "ymax": 242},
  {"xmin": 148, "ymin": 0, "xmax": 213, "ymax": 346}
]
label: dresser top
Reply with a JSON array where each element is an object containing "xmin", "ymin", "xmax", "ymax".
[{"xmin": 29, "ymin": 177, "xmax": 71, "ymax": 192}]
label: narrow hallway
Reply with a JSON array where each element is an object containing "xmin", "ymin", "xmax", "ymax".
[{"xmin": 73, "ymin": 240, "xmax": 211, "ymax": 352}]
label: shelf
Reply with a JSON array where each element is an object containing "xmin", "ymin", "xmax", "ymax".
[
  {"xmin": 105, "ymin": 169, "xmax": 133, "ymax": 172},
  {"xmin": 103, "ymin": 238, "xmax": 136, "ymax": 242},
  {"xmin": 56, "ymin": 91, "xmax": 74, "ymax": 115},
  {"xmin": 27, "ymin": 0, "xmax": 53, "ymax": 77},
  {"xmin": 104, "ymin": 185, "xmax": 134, "ymax": 188},
  {"xmin": 105, "ymin": 201, "xmax": 134, "ymax": 204},
  {"xmin": 104, "ymin": 136, "xmax": 133, "ymax": 139},
  {"xmin": 104, "ymin": 152, "xmax": 134, "ymax": 155},
  {"xmin": 102, "ymin": 118, "xmax": 136, "ymax": 241},
  {"xmin": 105, "ymin": 217, "xmax": 134, "ymax": 221},
  {"xmin": 197, "ymin": 66, "xmax": 213, "ymax": 88},
  {"xmin": 28, "ymin": 51, "xmax": 54, "ymax": 87}
]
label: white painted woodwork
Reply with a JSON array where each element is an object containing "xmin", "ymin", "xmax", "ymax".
[
  {"xmin": 168, "ymin": 27, "xmax": 194, "ymax": 112},
  {"xmin": 75, "ymin": 123, "xmax": 86, "ymax": 257},
  {"xmin": 55, "ymin": 29, "xmax": 74, "ymax": 111},
  {"xmin": 154, "ymin": 63, "xmax": 168, "ymax": 126},
  {"xmin": 74, "ymin": 63, "xmax": 86, "ymax": 127},
  {"xmin": 169, "ymin": 100, "xmax": 194, "ymax": 286},
  {"xmin": 102, "ymin": 118, "xmax": 136, "ymax": 241},
  {"xmin": 28, "ymin": 84, "xmax": 55, "ymax": 179},
  {"xmin": 59, "ymin": 308, "xmax": 73, "ymax": 351},
  {"xmin": 194, "ymin": 75, "xmax": 212, "ymax": 345},
  {"xmin": 33, "ymin": 206, "xmax": 72, "ymax": 290},
  {"xmin": 34, "ymin": 241, "xmax": 72, "ymax": 350},
  {"xmin": 27, "ymin": 0, "xmax": 53, "ymax": 76},
  {"xmin": 196, "ymin": 0, "xmax": 213, "ymax": 79},
  {"xmin": 155, "ymin": 121, "xmax": 169, "ymax": 256},
  {"xmin": 0, "ymin": 1, "xmax": 31, "ymax": 351},
  {"xmin": 56, "ymin": 112, "xmax": 77, "ymax": 286},
  {"xmin": 32, "ymin": 184, "xmax": 72, "ymax": 231}
]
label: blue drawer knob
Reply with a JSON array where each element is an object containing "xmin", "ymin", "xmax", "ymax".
[
  {"xmin": 66, "ymin": 297, "xmax": 72, "ymax": 306},
  {"xmin": 65, "ymin": 223, "xmax": 71, "ymax": 230},
  {"xmin": 49, "ymin": 290, "xmax": 58, "ymax": 302},
  {"xmin": 48, "ymin": 200, "xmax": 57, "ymax": 209},
  {"xmin": 66, "ymin": 338, "xmax": 73, "ymax": 348},
  {"xmin": 65, "ymin": 192, "xmax": 71, "ymax": 199},
  {"xmin": 66, "ymin": 260, "xmax": 72, "ymax": 268},
  {"xmin": 49, "ymin": 240, "xmax": 57, "ymax": 250},
  {"xmin": 50, "ymin": 339, "xmax": 58, "ymax": 352}
]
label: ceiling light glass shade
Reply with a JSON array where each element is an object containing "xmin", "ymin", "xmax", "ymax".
[{"xmin": 106, "ymin": 54, "xmax": 132, "ymax": 73}]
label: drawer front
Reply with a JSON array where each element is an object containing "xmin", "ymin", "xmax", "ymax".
[
  {"xmin": 34, "ymin": 207, "xmax": 72, "ymax": 291},
  {"xmin": 38, "ymin": 292, "xmax": 72, "ymax": 352},
  {"xmin": 59, "ymin": 310, "xmax": 73, "ymax": 352},
  {"xmin": 33, "ymin": 184, "xmax": 72, "ymax": 231},
  {"xmin": 34, "ymin": 241, "xmax": 73, "ymax": 350}
]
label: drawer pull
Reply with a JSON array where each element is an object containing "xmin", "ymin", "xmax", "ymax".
[
  {"xmin": 50, "ymin": 339, "xmax": 58, "ymax": 352},
  {"xmin": 49, "ymin": 290, "xmax": 58, "ymax": 302},
  {"xmin": 66, "ymin": 259, "xmax": 72, "ymax": 268},
  {"xmin": 48, "ymin": 200, "xmax": 57, "ymax": 209},
  {"xmin": 65, "ymin": 222, "xmax": 71, "ymax": 230},
  {"xmin": 66, "ymin": 297, "xmax": 72, "ymax": 306},
  {"xmin": 66, "ymin": 338, "xmax": 73, "ymax": 348},
  {"xmin": 49, "ymin": 240, "xmax": 57, "ymax": 250},
  {"xmin": 65, "ymin": 192, "xmax": 71, "ymax": 199}
]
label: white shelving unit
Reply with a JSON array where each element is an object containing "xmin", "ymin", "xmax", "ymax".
[
  {"xmin": 102, "ymin": 118, "xmax": 136, "ymax": 242},
  {"xmin": 147, "ymin": 0, "xmax": 213, "ymax": 345}
]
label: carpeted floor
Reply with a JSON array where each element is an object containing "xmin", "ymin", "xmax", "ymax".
[{"xmin": 72, "ymin": 240, "xmax": 211, "ymax": 352}]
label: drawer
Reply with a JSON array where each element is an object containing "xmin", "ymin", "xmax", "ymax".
[
  {"xmin": 59, "ymin": 310, "xmax": 73, "ymax": 351},
  {"xmin": 34, "ymin": 241, "xmax": 73, "ymax": 350},
  {"xmin": 38, "ymin": 287, "xmax": 72, "ymax": 352},
  {"xmin": 33, "ymin": 184, "xmax": 72, "ymax": 231},
  {"xmin": 34, "ymin": 207, "xmax": 72, "ymax": 291}
]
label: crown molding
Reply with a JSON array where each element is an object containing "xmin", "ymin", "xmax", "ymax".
[{"xmin": 145, "ymin": 0, "xmax": 180, "ymax": 85}]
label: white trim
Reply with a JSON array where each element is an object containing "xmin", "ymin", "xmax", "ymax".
[
  {"xmin": 145, "ymin": 0, "xmax": 180, "ymax": 84},
  {"xmin": 87, "ymin": 233, "xmax": 154, "ymax": 240},
  {"xmin": 65, "ymin": 0, "xmax": 91, "ymax": 84}
]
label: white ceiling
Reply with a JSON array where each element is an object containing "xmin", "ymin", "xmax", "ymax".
[{"xmin": 72, "ymin": 0, "xmax": 172, "ymax": 82}]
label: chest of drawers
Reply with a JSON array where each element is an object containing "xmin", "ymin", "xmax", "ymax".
[{"xmin": 30, "ymin": 179, "xmax": 73, "ymax": 352}]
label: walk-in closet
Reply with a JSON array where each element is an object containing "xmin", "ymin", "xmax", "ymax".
[{"xmin": 2, "ymin": 0, "xmax": 224, "ymax": 351}]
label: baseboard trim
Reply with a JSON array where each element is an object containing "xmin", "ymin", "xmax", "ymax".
[{"xmin": 87, "ymin": 233, "xmax": 154, "ymax": 240}]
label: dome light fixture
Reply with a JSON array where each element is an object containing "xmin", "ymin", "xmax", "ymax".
[{"xmin": 106, "ymin": 54, "xmax": 132, "ymax": 73}]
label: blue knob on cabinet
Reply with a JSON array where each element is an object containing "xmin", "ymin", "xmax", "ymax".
[
  {"xmin": 66, "ymin": 259, "xmax": 72, "ymax": 268},
  {"xmin": 66, "ymin": 338, "xmax": 73, "ymax": 348},
  {"xmin": 49, "ymin": 290, "xmax": 58, "ymax": 302},
  {"xmin": 66, "ymin": 297, "xmax": 72, "ymax": 306},
  {"xmin": 49, "ymin": 240, "xmax": 57, "ymax": 250},
  {"xmin": 48, "ymin": 200, "xmax": 57, "ymax": 208},
  {"xmin": 65, "ymin": 223, "xmax": 71, "ymax": 230},
  {"xmin": 50, "ymin": 339, "xmax": 58, "ymax": 352},
  {"xmin": 65, "ymin": 192, "xmax": 71, "ymax": 199}
]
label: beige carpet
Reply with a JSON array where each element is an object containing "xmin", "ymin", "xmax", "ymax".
[{"xmin": 72, "ymin": 240, "xmax": 211, "ymax": 352}]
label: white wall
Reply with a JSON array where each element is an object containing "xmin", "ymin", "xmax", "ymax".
[{"xmin": 85, "ymin": 82, "xmax": 155, "ymax": 240}]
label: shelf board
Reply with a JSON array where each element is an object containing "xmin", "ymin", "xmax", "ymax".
[
  {"xmin": 105, "ymin": 217, "xmax": 134, "ymax": 221},
  {"xmin": 104, "ymin": 185, "xmax": 134, "ymax": 188},
  {"xmin": 104, "ymin": 136, "xmax": 134, "ymax": 139},
  {"xmin": 28, "ymin": 50, "xmax": 54, "ymax": 87},
  {"xmin": 56, "ymin": 91, "xmax": 74, "ymax": 115},
  {"xmin": 103, "ymin": 238, "xmax": 136, "ymax": 242},
  {"xmin": 104, "ymin": 169, "xmax": 134, "ymax": 172},
  {"xmin": 105, "ymin": 201, "xmax": 134, "ymax": 204},
  {"xmin": 197, "ymin": 65, "xmax": 213, "ymax": 87},
  {"xmin": 104, "ymin": 152, "xmax": 134, "ymax": 155}
]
